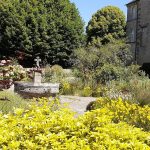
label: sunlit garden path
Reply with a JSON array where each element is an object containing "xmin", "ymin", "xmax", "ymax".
[{"xmin": 60, "ymin": 96, "xmax": 96, "ymax": 115}]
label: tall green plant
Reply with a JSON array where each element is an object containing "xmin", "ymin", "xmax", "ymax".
[
  {"xmin": 0, "ymin": 91, "xmax": 27, "ymax": 114},
  {"xmin": 86, "ymin": 6, "xmax": 126, "ymax": 45},
  {"xmin": 130, "ymin": 78, "xmax": 150, "ymax": 106},
  {"xmin": 74, "ymin": 40, "xmax": 132, "ymax": 86},
  {"xmin": 0, "ymin": 0, "xmax": 85, "ymax": 67}
]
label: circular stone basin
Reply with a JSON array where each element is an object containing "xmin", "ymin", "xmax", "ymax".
[{"xmin": 14, "ymin": 82, "xmax": 60, "ymax": 99}]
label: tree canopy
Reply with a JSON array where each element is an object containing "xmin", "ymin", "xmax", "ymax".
[
  {"xmin": 86, "ymin": 6, "xmax": 126, "ymax": 46},
  {"xmin": 0, "ymin": 0, "xmax": 85, "ymax": 67}
]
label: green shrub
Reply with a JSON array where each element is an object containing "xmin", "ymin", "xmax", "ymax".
[
  {"xmin": 107, "ymin": 79, "xmax": 131, "ymax": 93},
  {"xmin": 0, "ymin": 91, "xmax": 27, "ymax": 114},
  {"xmin": 44, "ymin": 65, "xmax": 79, "ymax": 96},
  {"xmin": 89, "ymin": 97, "xmax": 150, "ymax": 131},
  {"xmin": 107, "ymin": 73, "xmax": 150, "ymax": 105},
  {"xmin": 96, "ymin": 64, "xmax": 123, "ymax": 84},
  {"xmin": 43, "ymin": 65, "xmax": 66, "ymax": 83},
  {"xmin": 130, "ymin": 78, "xmax": 150, "ymax": 106},
  {"xmin": 92, "ymin": 85, "xmax": 108, "ymax": 97},
  {"xmin": 0, "ymin": 98, "xmax": 149, "ymax": 149},
  {"xmin": 82, "ymin": 86, "xmax": 93, "ymax": 97},
  {"xmin": 60, "ymin": 81, "xmax": 74, "ymax": 95},
  {"xmin": 60, "ymin": 80, "xmax": 81, "ymax": 96},
  {"xmin": 74, "ymin": 40, "xmax": 133, "ymax": 86}
]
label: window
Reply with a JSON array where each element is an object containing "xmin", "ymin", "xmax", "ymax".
[
  {"xmin": 140, "ymin": 26, "xmax": 148, "ymax": 47},
  {"xmin": 132, "ymin": 6, "xmax": 137, "ymax": 19},
  {"xmin": 127, "ymin": 5, "xmax": 137, "ymax": 20},
  {"xmin": 131, "ymin": 29, "xmax": 135, "ymax": 42},
  {"xmin": 128, "ymin": 28, "xmax": 135, "ymax": 42}
]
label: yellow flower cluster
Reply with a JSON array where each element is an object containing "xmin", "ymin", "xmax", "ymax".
[
  {"xmin": 93, "ymin": 97, "xmax": 150, "ymax": 131},
  {"xmin": 0, "ymin": 97, "xmax": 149, "ymax": 149},
  {"xmin": 61, "ymin": 82, "xmax": 74, "ymax": 95},
  {"xmin": 82, "ymin": 86, "xmax": 93, "ymax": 97}
]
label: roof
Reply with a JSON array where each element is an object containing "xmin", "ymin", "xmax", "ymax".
[{"xmin": 126, "ymin": 0, "xmax": 139, "ymax": 6}]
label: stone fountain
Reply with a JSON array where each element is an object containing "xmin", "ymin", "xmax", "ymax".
[{"xmin": 14, "ymin": 57, "xmax": 60, "ymax": 99}]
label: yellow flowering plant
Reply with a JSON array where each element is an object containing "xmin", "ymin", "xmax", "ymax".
[
  {"xmin": 0, "ymin": 97, "xmax": 149, "ymax": 149},
  {"xmin": 90, "ymin": 97, "xmax": 150, "ymax": 131}
]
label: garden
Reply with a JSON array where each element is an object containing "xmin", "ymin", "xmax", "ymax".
[
  {"xmin": 0, "ymin": 45, "xmax": 150, "ymax": 149},
  {"xmin": 0, "ymin": 0, "xmax": 150, "ymax": 149}
]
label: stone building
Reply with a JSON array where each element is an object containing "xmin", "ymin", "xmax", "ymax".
[{"xmin": 126, "ymin": 0, "xmax": 150, "ymax": 67}]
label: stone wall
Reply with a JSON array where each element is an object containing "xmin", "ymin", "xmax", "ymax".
[
  {"xmin": 126, "ymin": 1, "xmax": 138, "ymax": 62},
  {"xmin": 127, "ymin": 0, "xmax": 150, "ymax": 65},
  {"xmin": 137, "ymin": 0, "xmax": 150, "ymax": 64}
]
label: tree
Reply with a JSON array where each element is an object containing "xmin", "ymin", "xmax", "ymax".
[
  {"xmin": 0, "ymin": 0, "xmax": 84, "ymax": 67},
  {"xmin": 74, "ymin": 40, "xmax": 132, "ymax": 85},
  {"xmin": 86, "ymin": 6, "xmax": 126, "ymax": 45}
]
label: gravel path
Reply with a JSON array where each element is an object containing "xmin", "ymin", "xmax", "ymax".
[{"xmin": 59, "ymin": 95, "xmax": 96, "ymax": 115}]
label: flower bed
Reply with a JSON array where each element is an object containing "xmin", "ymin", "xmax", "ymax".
[
  {"xmin": 0, "ymin": 80, "xmax": 13, "ymax": 90},
  {"xmin": 87, "ymin": 97, "xmax": 150, "ymax": 131},
  {"xmin": 0, "ymin": 59, "xmax": 26, "ymax": 90},
  {"xmin": 0, "ymin": 98, "xmax": 149, "ymax": 149}
]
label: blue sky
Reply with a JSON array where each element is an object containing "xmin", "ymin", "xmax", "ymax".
[{"xmin": 70, "ymin": 0, "xmax": 131, "ymax": 25}]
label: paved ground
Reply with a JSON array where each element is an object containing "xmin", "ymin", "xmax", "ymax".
[{"xmin": 59, "ymin": 95, "xmax": 96, "ymax": 115}]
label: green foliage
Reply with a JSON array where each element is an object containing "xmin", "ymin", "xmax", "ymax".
[
  {"xmin": 0, "ymin": 64, "xmax": 26, "ymax": 81},
  {"xmin": 0, "ymin": 0, "xmax": 85, "ymax": 67},
  {"xmin": 106, "ymin": 71, "xmax": 150, "ymax": 106},
  {"xmin": 70, "ymin": 40, "xmax": 139, "ymax": 97},
  {"xmin": 0, "ymin": 97, "xmax": 149, "ymax": 149},
  {"xmin": 82, "ymin": 86, "xmax": 93, "ymax": 97},
  {"xmin": 74, "ymin": 40, "xmax": 132, "ymax": 86},
  {"xmin": 43, "ymin": 65, "xmax": 66, "ymax": 83},
  {"xmin": 86, "ymin": 6, "xmax": 126, "ymax": 45},
  {"xmin": 0, "ymin": 91, "xmax": 27, "ymax": 114},
  {"xmin": 43, "ymin": 65, "xmax": 80, "ymax": 96},
  {"xmin": 96, "ymin": 64, "xmax": 123, "ymax": 84},
  {"xmin": 129, "ymin": 77, "xmax": 150, "ymax": 106},
  {"xmin": 61, "ymin": 81, "xmax": 75, "ymax": 95},
  {"xmin": 60, "ymin": 81, "xmax": 108, "ymax": 97},
  {"xmin": 88, "ymin": 97, "xmax": 150, "ymax": 132}
]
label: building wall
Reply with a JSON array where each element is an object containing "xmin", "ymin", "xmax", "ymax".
[
  {"xmin": 137, "ymin": 0, "xmax": 150, "ymax": 64},
  {"xmin": 127, "ymin": 0, "xmax": 150, "ymax": 65},
  {"xmin": 127, "ymin": 1, "xmax": 138, "ymax": 62}
]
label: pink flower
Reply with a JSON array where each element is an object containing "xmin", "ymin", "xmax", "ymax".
[
  {"xmin": 4, "ymin": 68, "xmax": 9, "ymax": 72},
  {"xmin": 9, "ymin": 72, "xmax": 14, "ymax": 76},
  {"xmin": 1, "ymin": 60, "xmax": 6, "ymax": 64},
  {"xmin": 0, "ymin": 63, "xmax": 4, "ymax": 66},
  {"xmin": 0, "ymin": 73, "xmax": 3, "ymax": 77},
  {"xmin": 5, "ymin": 73, "xmax": 9, "ymax": 77},
  {"xmin": 6, "ymin": 60, "xmax": 11, "ymax": 63}
]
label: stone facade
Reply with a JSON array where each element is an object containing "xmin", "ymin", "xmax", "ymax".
[{"xmin": 126, "ymin": 0, "xmax": 150, "ymax": 65}]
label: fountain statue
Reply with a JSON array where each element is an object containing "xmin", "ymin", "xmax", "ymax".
[{"xmin": 14, "ymin": 57, "xmax": 60, "ymax": 99}]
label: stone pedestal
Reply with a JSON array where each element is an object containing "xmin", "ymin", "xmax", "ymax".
[
  {"xmin": 33, "ymin": 72, "xmax": 42, "ymax": 85},
  {"xmin": 14, "ymin": 82, "xmax": 60, "ymax": 99},
  {"xmin": 14, "ymin": 64, "xmax": 60, "ymax": 98}
]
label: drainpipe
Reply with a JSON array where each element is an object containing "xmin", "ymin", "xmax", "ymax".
[{"xmin": 135, "ymin": 1, "xmax": 139, "ymax": 64}]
